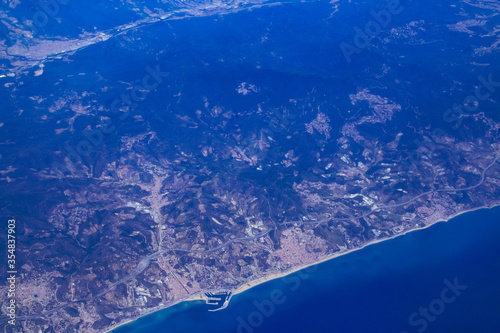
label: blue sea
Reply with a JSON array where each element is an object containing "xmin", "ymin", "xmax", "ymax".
[{"xmin": 114, "ymin": 206, "xmax": 500, "ymax": 333}]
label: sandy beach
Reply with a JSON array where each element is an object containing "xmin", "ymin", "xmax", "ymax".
[
  {"xmin": 104, "ymin": 292, "xmax": 208, "ymax": 332},
  {"xmin": 233, "ymin": 204, "xmax": 500, "ymax": 296},
  {"xmin": 105, "ymin": 203, "xmax": 500, "ymax": 332}
]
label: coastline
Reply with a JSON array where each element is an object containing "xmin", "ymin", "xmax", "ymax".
[
  {"xmin": 232, "ymin": 203, "xmax": 500, "ymax": 296},
  {"xmin": 106, "ymin": 203, "xmax": 500, "ymax": 332},
  {"xmin": 105, "ymin": 293, "xmax": 208, "ymax": 333}
]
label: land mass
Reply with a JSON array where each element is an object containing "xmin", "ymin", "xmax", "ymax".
[
  {"xmin": 2, "ymin": 134, "xmax": 499, "ymax": 333},
  {"xmin": 1, "ymin": 0, "xmax": 500, "ymax": 332}
]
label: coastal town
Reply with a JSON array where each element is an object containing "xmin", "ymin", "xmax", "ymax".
[
  {"xmin": 2, "ymin": 115, "xmax": 499, "ymax": 332},
  {"xmin": 1, "ymin": 0, "xmax": 500, "ymax": 331}
]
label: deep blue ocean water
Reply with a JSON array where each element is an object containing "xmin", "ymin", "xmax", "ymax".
[{"xmin": 114, "ymin": 206, "xmax": 500, "ymax": 333}]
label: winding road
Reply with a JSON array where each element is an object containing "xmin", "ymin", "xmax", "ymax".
[{"xmin": 10, "ymin": 153, "xmax": 499, "ymax": 323}]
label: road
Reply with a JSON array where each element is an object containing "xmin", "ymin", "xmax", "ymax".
[{"xmin": 10, "ymin": 153, "xmax": 499, "ymax": 322}]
